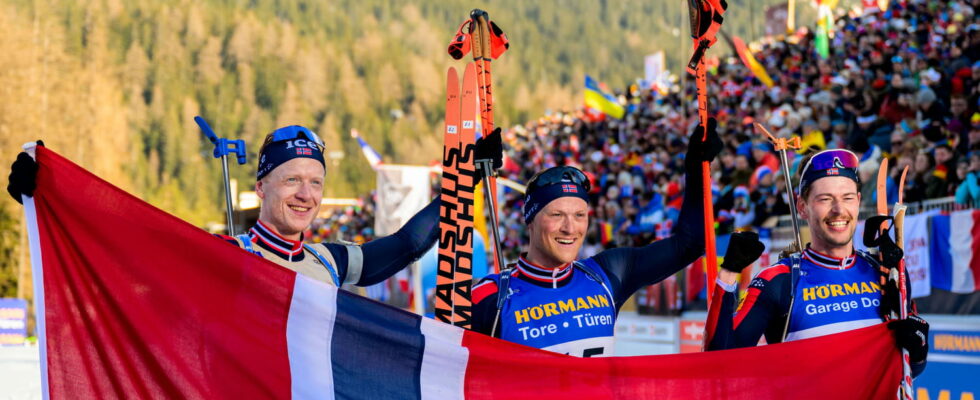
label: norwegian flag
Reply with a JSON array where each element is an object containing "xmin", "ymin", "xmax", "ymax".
[
  {"xmin": 21, "ymin": 145, "xmax": 907, "ymax": 400},
  {"xmin": 561, "ymin": 184, "xmax": 578, "ymax": 193},
  {"xmin": 296, "ymin": 147, "xmax": 312, "ymax": 156},
  {"xmin": 826, "ymin": 168, "xmax": 839, "ymax": 175}
]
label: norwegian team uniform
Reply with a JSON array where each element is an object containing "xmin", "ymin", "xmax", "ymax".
[
  {"xmin": 470, "ymin": 168, "xmax": 705, "ymax": 357},
  {"xmin": 219, "ymin": 199, "xmax": 440, "ymax": 287},
  {"xmin": 706, "ymin": 247, "xmax": 925, "ymax": 376}
]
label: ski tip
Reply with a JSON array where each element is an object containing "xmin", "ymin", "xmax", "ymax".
[
  {"xmin": 876, "ymin": 158, "xmax": 889, "ymax": 215},
  {"xmin": 897, "ymin": 165, "xmax": 910, "ymax": 204}
]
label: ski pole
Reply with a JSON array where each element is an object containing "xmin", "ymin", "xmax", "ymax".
[
  {"xmin": 750, "ymin": 123, "xmax": 808, "ymax": 346},
  {"xmin": 686, "ymin": 0, "xmax": 726, "ymax": 303},
  {"xmin": 468, "ymin": 9, "xmax": 508, "ymax": 274},
  {"xmin": 754, "ymin": 123, "xmax": 804, "ymax": 253},
  {"xmin": 194, "ymin": 116, "xmax": 247, "ymax": 236}
]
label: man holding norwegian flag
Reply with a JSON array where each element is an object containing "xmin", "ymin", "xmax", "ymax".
[
  {"xmin": 211, "ymin": 125, "xmax": 441, "ymax": 288},
  {"xmin": 7, "ymin": 126, "xmax": 451, "ymax": 289},
  {"xmin": 706, "ymin": 149, "xmax": 930, "ymax": 380}
]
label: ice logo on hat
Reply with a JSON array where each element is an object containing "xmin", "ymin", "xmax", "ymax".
[
  {"xmin": 523, "ymin": 202, "xmax": 540, "ymax": 220},
  {"xmin": 284, "ymin": 139, "xmax": 320, "ymax": 150}
]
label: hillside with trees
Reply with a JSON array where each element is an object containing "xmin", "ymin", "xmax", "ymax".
[{"xmin": 0, "ymin": 0, "xmax": 824, "ymax": 297}]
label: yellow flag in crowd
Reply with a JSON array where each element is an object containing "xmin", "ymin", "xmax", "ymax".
[{"xmin": 733, "ymin": 36, "xmax": 774, "ymax": 88}]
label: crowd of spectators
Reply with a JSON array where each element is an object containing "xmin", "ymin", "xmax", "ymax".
[
  {"xmin": 492, "ymin": 0, "xmax": 980, "ymax": 261},
  {"xmin": 313, "ymin": 1, "xmax": 980, "ymax": 263},
  {"xmin": 304, "ymin": 198, "xmax": 377, "ymax": 245}
]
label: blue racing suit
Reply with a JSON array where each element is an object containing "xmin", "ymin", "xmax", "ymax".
[
  {"xmin": 470, "ymin": 167, "xmax": 705, "ymax": 357},
  {"xmin": 219, "ymin": 198, "xmax": 440, "ymax": 287},
  {"xmin": 706, "ymin": 247, "xmax": 926, "ymax": 376}
]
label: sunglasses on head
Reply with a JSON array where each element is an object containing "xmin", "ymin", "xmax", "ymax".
[
  {"xmin": 797, "ymin": 149, "xmax": 861, "ymax": 194},
  {"xmin": 526, "ymin": 166, "xmax": 591, "ymax": 195},
  {"xmin": 800, "ymin": 149, "xmax": 860, "ymax": 178},
  {"xmin": 270, "ymin": 126, "xmax": 325, "ymax": 150}
]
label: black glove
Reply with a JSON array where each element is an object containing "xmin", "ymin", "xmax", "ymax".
[
  {"xmin": 863, "ymin": 216, "xmax": 904, "ymax": 267},
  {"xmin": 7, "ymin": 141, "xmax": 43, "ymax": 204},
  {"xmin": 863, "ymin": 216, "xmax": 907, "ymax": 316},
  {"xmin": 685, "ymin": 118, "xmax": 723, "ymax": 169},
  {"xmin": 721, "ymin": 231, "xmax": 766, "ymax": 273},
  {"xmin": 888, "ymin": 315, "xmax": 929, "ymax": 364},
  {"xmin": 474, "ymin": 127, "xmax": 503, "ymax": 176}
]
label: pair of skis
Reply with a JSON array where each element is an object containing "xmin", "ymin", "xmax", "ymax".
[
  {"xmin": 435, "ymin": 65, "xmax": 478, "ymax": 328},
  {"xmin": 436, "ymin": 10, "xmax": 508, "ymax": 329},
  {"xmin": 873, "ymin": 160, "xmax": 915, "ymax": 400}
]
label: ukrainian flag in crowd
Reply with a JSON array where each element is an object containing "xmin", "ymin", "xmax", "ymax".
[{"xmin": 584, "ymin": 75, "xmax": 625, "ymax": 119}]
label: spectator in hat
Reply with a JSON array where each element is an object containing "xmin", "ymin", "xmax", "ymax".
[
  {"xmin": 956, "ymin": 152, "xmax": 980, "ymax": 207},
  {"xmin": 916, "ymin": 87, "xmax": 949, "ymax": 142},
  {"xmin": 752, "ymin": 142, "xmax": 779, "ymax": 173}
]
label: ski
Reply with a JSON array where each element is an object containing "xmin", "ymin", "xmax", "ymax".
[
  {"xmin": 436, "ymin": 67, "xmax": 461, "ymax": 325},
  {"xmin": 435, "ymin": 64, "xmax": 477, "ymax": 328},
  {"xmin": 451, "ymin": 62, "xmax": 479, "ymax": 328},
  {"xmin": 874, "ymin": 160, "xmax": 914, "ymax": 400},
  {"xmin": 894, "ymin": 166, "xmax": 910, "ymax": 248},
  {"xmin": 889, "ymin": 165, "xmax": 914, "ymax": 400}
]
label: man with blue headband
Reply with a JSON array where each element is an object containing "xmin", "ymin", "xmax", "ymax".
[
  {"xmin": 706, "ymin": 149, "xmax": 929, "ymax": 377},
  {"xmin": 7, "ymin": 126, "xmax": 447, "ymax": 288},
  {"xmin": 468, "ymin": 121, "xmax": 722, "ymax": 357},
  {"xmin": 216, "ymin": 125, "xmax": 441, "ymax": 287}
]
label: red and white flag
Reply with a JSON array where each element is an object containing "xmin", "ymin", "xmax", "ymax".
[{"xmin": 24, "ymin": 145, "xmax": 904, "ymax": 399}]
